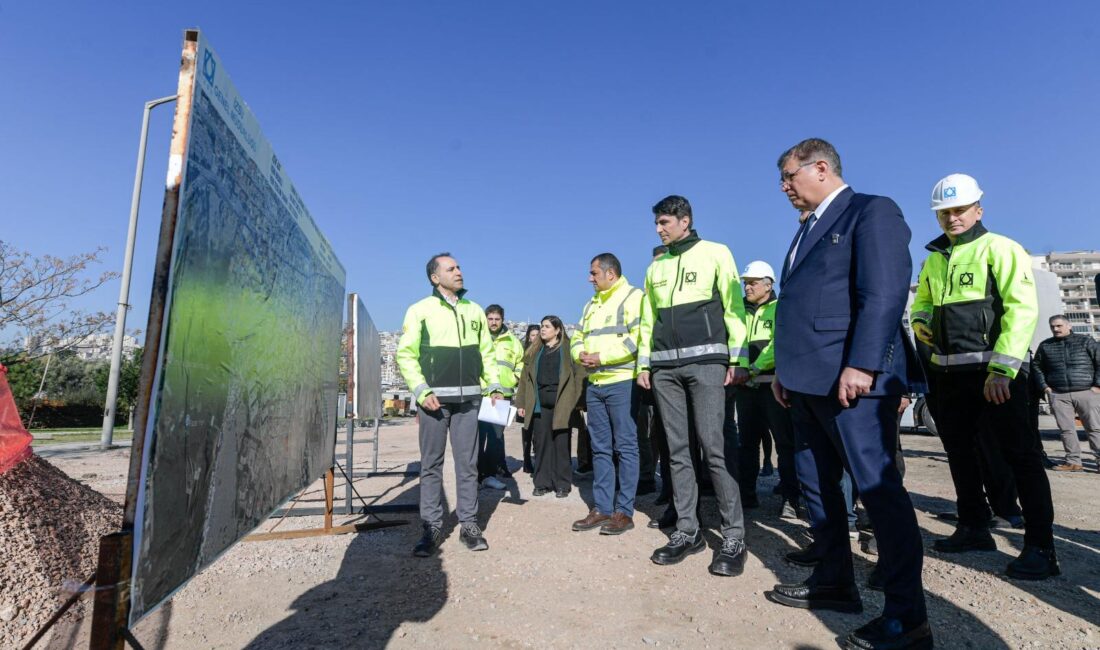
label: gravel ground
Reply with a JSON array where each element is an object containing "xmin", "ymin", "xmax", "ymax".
[{"xmin": 24, "ymin": 417, "xmax": 1100, "ymax": 649}]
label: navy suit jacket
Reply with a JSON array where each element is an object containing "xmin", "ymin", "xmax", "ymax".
[{"xmin": 776, "ymin": 187, "xmax": 924, "ymax": 397}]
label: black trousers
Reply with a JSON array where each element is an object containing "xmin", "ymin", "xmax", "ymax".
[
  {"xmin": 635, "ymin": 397, "xmax": 658, "ymax": 487},
  {"xmin": 928, "ymin": 370, "xmax": 1054, "ymax": 548},
  {"xmin": 532, "ymin": 407, "xmax": 572, "ymax": 491},
  {"xmin": 521, "ymin": 426, "xmax": 534, "ymax": 471},
  {"xmin": 736, "ymin": 384, "xmax": 799, "ymax": 501}
]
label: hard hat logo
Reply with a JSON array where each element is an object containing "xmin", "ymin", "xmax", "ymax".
[{"xmin": 943, "ymin": 187, "xmax": 957, "ymax": 199}]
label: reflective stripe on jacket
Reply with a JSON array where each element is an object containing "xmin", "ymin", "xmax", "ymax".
[
  {"xmin": 491, "ymin": 330, "xmax": 524, "ymax": 396},
  {"xmin": 571, "ymin": 275, "xmax": 643, "ymax": 385},
  {"xmin": 910, "ymin": 223, "xmax": 1038, "ymax": 378},
  {"xmin": 396, "ymin": 289, "xmax": 502, "ymax": 404},
  {"xmin": 638, "ymin": 231, "xmax": 748, "ymax": 371}
]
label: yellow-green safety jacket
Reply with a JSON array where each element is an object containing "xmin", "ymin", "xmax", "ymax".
[
  {"xmin": 911, "ymin": 222, "xmax": 1038, "ymax": 379},
  {"xmin": 396, "ymin": 289, "xmax": 503, "ymax": 405},
  {"xmin": 744, "ymin": 293, "xmax": 777, "ymax": 383},
  {"xmin": 639, "ymin": 231, "xmax": 749, "ymax": 371},
  {"xmin": 491, "ymin": 329, "xmax": 524, "ymax": 396},
  {"xmin": 571, "ymin": 275, "xmax": 643, "ymax": 385}
]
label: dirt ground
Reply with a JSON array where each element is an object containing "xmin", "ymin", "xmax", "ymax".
[{"xmin": 32, "ymin": 417, "xmax": 1100, "ymax": 649}]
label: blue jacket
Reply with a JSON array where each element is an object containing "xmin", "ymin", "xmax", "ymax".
[{"xmin": 776, "ymin": 187, "xmax": 925, "ymax": 397}]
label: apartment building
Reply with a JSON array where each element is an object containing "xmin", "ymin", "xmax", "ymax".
[{"xmin": 1033, "ymin": 251, "xmax": 1100, "ymax": 339}]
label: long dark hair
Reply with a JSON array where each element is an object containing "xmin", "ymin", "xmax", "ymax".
[
  {"xmin": 523, "ymin": 324, "xmax": 540, "ymax": 350},
  {"xmin": 526, "ymin": 315, "xmax": 568, "ymax": 360}
]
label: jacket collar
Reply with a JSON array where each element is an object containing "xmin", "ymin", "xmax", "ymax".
[
  {"xmin": 785, "ymin": 187, "xmax": 854, "ymax": 280},
  {"xmin": 925, "ymin": 221, "xmax": 989, "ymax": 255},
  {"xmin": 745, "ymin": 291, "xmax": 776, "ymax": 315},
  {"xmin": 594, "ymin": 275, "xmax": 629, "ymax": 303},
  {"xmin": 432, "ymin": 286, "xmax": 467, "ymax": 305},
  {"xmin": 668, "ymin": 230, "xmax": 702, "ymax": 255}
]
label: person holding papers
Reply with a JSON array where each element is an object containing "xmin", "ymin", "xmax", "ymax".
[{"xmin": 515, "ymin": 316, "xmax": 584, "ymax": 497}]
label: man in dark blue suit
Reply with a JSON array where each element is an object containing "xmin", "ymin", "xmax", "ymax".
[{"xmin": 764, "ymin": 139, "xmax": 931, "ymax": 650}]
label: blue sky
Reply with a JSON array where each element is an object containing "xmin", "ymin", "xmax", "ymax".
[{"xmin": 2, "ymin": 2, "xmax": 1097, "ymax": 334}]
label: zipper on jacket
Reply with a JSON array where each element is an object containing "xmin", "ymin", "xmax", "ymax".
[
  {"xmin": 703, "ymin": 305, "xmax": 713, "ymax": 339},
  {"xmin": 938, "ymin": 252, "xmax": 952, "ymax": 372},
  {"xmin": 672, "ymin": 255, "xmax": 683, "ymax": 358},
  {"xmin": 448, "ymin": 302, "xmax": 464, "ymax": 399}
]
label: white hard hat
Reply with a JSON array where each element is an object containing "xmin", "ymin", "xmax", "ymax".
[
  {"xmin": 930, "ymin": 173, "xmax": 983, "ymax": 212},
  {"xmin": 741, "ymin": 260, "xmax": 776, "ymax": 281}
]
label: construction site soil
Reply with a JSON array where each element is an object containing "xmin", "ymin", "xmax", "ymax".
[{"xmin": 8, "ymin": 417, "xmax": 1100, "ymax": 649}]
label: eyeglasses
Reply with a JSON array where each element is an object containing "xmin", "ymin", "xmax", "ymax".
[{"xmin": 779, "ymin": 160, "xmax": 819, "ymax": 187}]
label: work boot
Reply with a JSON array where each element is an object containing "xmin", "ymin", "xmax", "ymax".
[
  {"xmin": 709, "ymin": 537, "xmax": 747, "ymax": 577},
  {"xmin": 1052, "ymin": 463, "xmax": 1083, "ymax": 472},
  {"xmin": 651, "ymin": 529, "xmax": 706, "ymax": 565},
  {"xmin": 932, "ymin": 524, "xmax": 996, "ymax": 553},
  {"xmin": 459, "ymin": 523, "xmax": 488, "ymax": 551},
  {"xmin": 599, "ymin": 512, "xmax": 635, "ymax": 535},
  {"xmin": 572, "ymin": 508, "xmax": 611, "ymax": 532},
  {"xmin": 647, "ymin": 507, "xmax": 677, "ymax": 530},
  {"xmin": 412, "ymin": 523, "xmax": 443, "ymax": 558},
  {"xmin": 760, "ymin": 461, "xmax": 774, "ymax": 477},
  {"xmin": 1005, "ymin": 546, "xmax": 1060, "ymax": 580},
  {"xmin": 842, "ymin": 617, "xmax": 933, "ymax": 650}
]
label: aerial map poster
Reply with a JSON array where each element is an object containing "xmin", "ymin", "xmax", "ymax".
[
  {"xmin": 128, "ymin": 31, "xmax": 346, "ymax": 624},
  {"xmin": 347, "ymin": 293, "xmax": 382, "ymax": 420}
]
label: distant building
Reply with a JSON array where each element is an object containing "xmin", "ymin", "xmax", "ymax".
[
  {"xmin": 22, "ymin": 332, "xmax": 139, "ymax": 361},
  {"xmin": 1032, "ymin": 251, "xmax": 1100, "ymax": 339}
]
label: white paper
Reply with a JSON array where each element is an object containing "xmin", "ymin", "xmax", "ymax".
[{"xmin": 478, "ymin": 398, "xmax": 516, "ymax": 426}]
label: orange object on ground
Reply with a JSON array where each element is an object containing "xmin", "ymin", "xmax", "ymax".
[{"xmin": 0, "ymin": 364, "xmax": 33, "ymax": 474}]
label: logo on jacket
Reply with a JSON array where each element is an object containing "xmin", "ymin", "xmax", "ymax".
[
  {"xmin": 763, "ymin": 320, "xmax": 773, "ymax": 330},
  {"xmin": 684, "ymin": 272, "xmax": 697, "ymax": 284},
  {"xmin": 471, "ymin": 321, "xmax": 481, "ymax": 331},
  {"xmin": 959, "ymin": 272, "xmax": 975, "ymax": 286}
]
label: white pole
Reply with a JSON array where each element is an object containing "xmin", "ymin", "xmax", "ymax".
[{"xmin": 100, "ymin": 95, "xmax": 176, "ymax": 449}]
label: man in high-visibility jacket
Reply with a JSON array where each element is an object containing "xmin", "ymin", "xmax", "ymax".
[
  {"xmin": 734, "ymin": 260, "xmax": 800, "ymax": 517},
  {"xmin": 478, "ymin": 304, "xmax": 524, "ymax": 488},
  {"xmin": 397, "ymin": 253, "xmax": 503, "ymax": 557},
  {"xmin": 570, "ymin": 252, "xmax": 643, "ymax": 536},
  {"xmin": 912, "ymin": 173, "xmax": 1057, "ymax": 580},
  {"xmin": 637, "ymin": 194, "xmax": 751, "ymax": 577}
]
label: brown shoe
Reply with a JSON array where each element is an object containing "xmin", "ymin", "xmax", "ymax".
[
  {"xmin": 1053, "ymin": 463, "xmax": 1083, "ymax": 472},
  {"xmin": 573, "ymin": 508, "xmax": 611, "ymax": 531},
  {"xmin": 599, "ymin": 512, "xmax": 635, "ymax": 535}
]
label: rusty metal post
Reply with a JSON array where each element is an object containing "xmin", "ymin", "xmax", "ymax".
[
  {"xmin": 323, "ymin": 468, "xmax": 335, "ymax": 532},
  {"xmin": 345, "ymin": 419, "xmax": 355, "ymax": 515},
  {"xmin": 89, "ymin": 532, "xmax": 133, "ymax": 650}
]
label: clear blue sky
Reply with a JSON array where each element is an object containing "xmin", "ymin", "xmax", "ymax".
[{"xmin": 2, "ymin": 2, "xmax": 1097, "ymax": 334}]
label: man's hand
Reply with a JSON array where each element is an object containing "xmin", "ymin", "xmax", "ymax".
[
  {"xmin": 837, "ymin": 367, "xmax": 875, "ymax": 408},
  {"xmin": 517, "ymin": 407, "xmax": 525, "ymax": 418},
  {"xmin": 898, "ymin": 396, "xmax": 911, "ymax": 415},
  {"xmin": 1091, "ymin": 386, "xmax": 1100, "ymax": 395},
  {"xmin": 422, "ymin": 394, "xmax": 441, "ymax": 412},
  {"xmin": 578, "ymin": 351, "xmax": 601, "ymax": 369},
  {"xmin": 771, "ymin": 377, "xmax": 790, "ymax": 408},
  {"xmin": 637, "ymin": 370, "xmax": 651, "ymax": 390},
  {"xmin": 913, "ymin": 322, "xmax": 934, "ymax": 345},
  {"xmin": 490, "ymin": 391, "xmax": 503, "ymax": 406},
  {"xmin": 725, "ymin": 366, "xmax": 749, "ymax": 386},
  {"xmin": 983, "ymin": 373, "xmax": 1012, "ymax": 404}
]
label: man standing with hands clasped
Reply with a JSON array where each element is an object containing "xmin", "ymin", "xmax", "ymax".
[
  {"xmin": 397, "ymin": 253, "xmax": 504, "ymax": 558},
  {"xmin": 912, "ymin": 173, "xmax": 1058, "ymax": 580},
  {"xmin": 766, "ymin": 139, "xmax": 930, "ymax": 650},
  {"xmin": 637, "ymin": 195, "xmax": 751, "ymax": 577}
]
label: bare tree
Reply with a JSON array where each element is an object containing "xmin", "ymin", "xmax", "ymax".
[{"xmin": 0, "ymin": 241, "xmax": 120, "ymax": 364}]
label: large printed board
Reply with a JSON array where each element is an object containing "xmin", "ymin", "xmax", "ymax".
[
  {"xmin": 346, "ymin": 293, "xmax": 382, "ymax": 420},
  {"xmin": 129, "ymin": 31, "xmax": 346, "ymax": 624}
]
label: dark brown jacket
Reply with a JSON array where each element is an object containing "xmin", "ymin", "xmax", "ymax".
[{"xmin": 515, "ymin": 336, "xmax": 584, "ymax": 430}]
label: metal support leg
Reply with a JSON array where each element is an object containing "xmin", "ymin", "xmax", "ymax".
[
  {"xmin": 345, "ymin": 419, "xmax": 355, "ymax": 515},
  {"xmin": 372, "ymin": 417, "xmax": 381, "ymax": 474}
]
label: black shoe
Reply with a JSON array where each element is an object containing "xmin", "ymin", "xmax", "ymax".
[
  {"xmin": 1005, "ymin": 546, "xmax": 1060, "ymax": 580},
  {"xmin": 861, "ymin": 533, "xmax": 879, "ymax": 557},
  {"xmin": 742, "ymin": 493, "xmax": 760, "ymax": 509},
  {"xmin": 760, "ymin": 462, "xmax": 774, "ymax": 477},
  {"xmin": 412, "ymin": 523, "xmax": 443, "ymax": 558},
  {"xmin": 650, "ymin": 529, "xmax": 706, "ymax": 565},
  {"xmin": 654, "ymin": 491, "xmax": 672, "ymax": 506},
  {"xmin": 843, "ymin": 616, "xmax": 933, "ymax": 650},
  {"xmin": 459, "ymin": 523, "xmax": 488, "ymax": 551},
  {"xmin": 765, "ymin": 582, "xmax": 863, "ymax": 613},
  {"xmin": 866, "ymin": 564, "xmax": 885, "ymax": 592},
  {"xmin": 532, "ymin": 487, "xmax": 550, "ymax": 496},
  {"xmin": 637, "ymin": 480, "xmax": 657, "ymax": 496},
  {"xmin": 647, "ymin": 507, "xmax": 678, "ymax": 529},
  {"xmin": 778, "ymin": 499, "xmax": 801, "ymax": 520},
  {"xmin": 932, "ymin": 524, "xmax": 996, "ymax": 553},
  {"xmin": 554, "ymin": 488, "xmax": 570, "ymax": 498},
  {"xmin": 785, "ymin": 543, "xmax": 825, "ymax": 567},
  {"xmin": 709, "ymin": 537, "xmax": 747, "ymax": 577}
]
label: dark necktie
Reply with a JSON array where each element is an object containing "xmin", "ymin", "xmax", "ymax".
[{"xmin": 789, "ymin": 211, "xmax": 818, "ymax": 269}]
